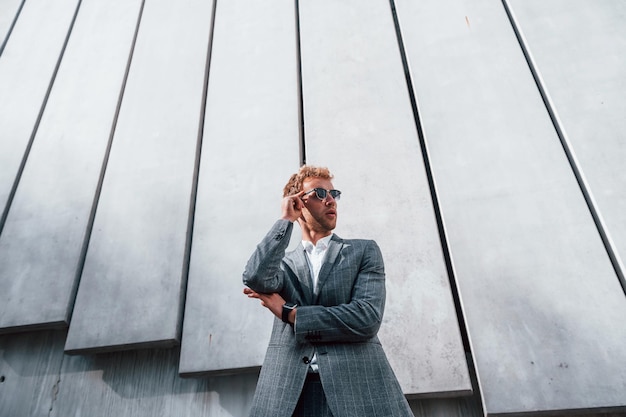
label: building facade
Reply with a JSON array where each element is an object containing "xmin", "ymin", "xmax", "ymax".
[{"xmin": 0, "ymin": 0, "xmax": 625, "ymax": 416}]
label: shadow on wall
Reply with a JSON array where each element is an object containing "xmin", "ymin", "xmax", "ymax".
[{"xmin": 0, "ymin": 329, "xmax": 257, "ymax": 417}]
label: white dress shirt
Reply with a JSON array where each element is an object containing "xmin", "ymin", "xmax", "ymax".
[
  {"xmin": 301, "ymin": 234, "xmax": 333, "ymax": 373},
  {"xmin": 302, "ymin": 234, "xmax": 333, "ymax": 295}
]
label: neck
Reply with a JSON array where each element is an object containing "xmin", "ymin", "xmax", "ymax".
[{"xmin": 301, "ymin": 228, "xmax": 332, "ymax": 246}]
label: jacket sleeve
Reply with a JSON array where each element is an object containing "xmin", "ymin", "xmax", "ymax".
[
  {"xmin": 242, "ymin": 219, "xmax": 293, "ymax": 293},
  {"xmin": 294, "ymin": 240, "xmax": 386, "ymax": 344}
]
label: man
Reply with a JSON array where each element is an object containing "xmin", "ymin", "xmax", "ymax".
[{"xmin": 243, "ymin": 165, "xmax": 413, "ymax": 417}]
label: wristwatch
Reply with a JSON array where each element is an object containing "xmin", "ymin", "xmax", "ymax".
[{"xmin": 282, "ymin": 302, "xmax": 297, "ymax": 323}]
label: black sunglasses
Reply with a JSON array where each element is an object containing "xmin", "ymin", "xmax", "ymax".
[{"xmin": 303, "ymin": 188, "xmax": 341, "ymax": 201}]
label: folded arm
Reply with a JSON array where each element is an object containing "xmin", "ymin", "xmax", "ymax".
[{"xmin": 295, "ymin": 240, "xmax": 386, "ymax": 343}]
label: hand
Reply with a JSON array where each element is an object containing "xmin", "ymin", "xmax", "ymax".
[
  {"xmin": 243, "ymin": 287, "xmax": 296, "ymax": 323},
  {"xmin": 281, "ymin": 191, "xmax": 305, "ymax": 222}
]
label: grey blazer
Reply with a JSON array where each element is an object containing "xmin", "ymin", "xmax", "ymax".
[{"xmin": 243, "ymin": 219, "xmax": 413, "ymax": 417}]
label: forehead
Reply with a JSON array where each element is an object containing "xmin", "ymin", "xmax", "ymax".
[{"xmin": 303, "ymin": 177, "xmax": 334, "ymax": 190}]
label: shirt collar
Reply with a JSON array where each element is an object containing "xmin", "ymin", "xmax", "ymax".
[{"xmin": 302, "ymin": 234, "xmax": 333, "ymax": 253}]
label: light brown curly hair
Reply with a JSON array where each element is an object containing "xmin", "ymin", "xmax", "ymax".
[{"xmin": 283, "ymin": 165, "xmax": 333, "ymax": 197}]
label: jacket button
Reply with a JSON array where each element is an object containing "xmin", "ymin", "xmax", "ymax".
[{"xmin": 302, "ymin": 357, "xmax": 310, "ymax": 364}]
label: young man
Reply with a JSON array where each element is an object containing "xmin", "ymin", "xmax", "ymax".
[{"xmin": 243, "ymin": 166, "xmax": 413, "ymax": 417}]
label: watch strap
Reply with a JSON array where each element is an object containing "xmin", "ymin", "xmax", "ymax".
[{"xmin": 282, "ymin": 302, "xmax": 297, "ymax": 323}]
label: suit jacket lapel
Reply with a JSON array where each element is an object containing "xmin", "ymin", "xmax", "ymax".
[
  {"xmin": 286, "ymin": 244, "xmax": 314, "ymax": 305},
  {"xmin": 314, "ymin": 235, "xmax": 344, "ymax": 303}
]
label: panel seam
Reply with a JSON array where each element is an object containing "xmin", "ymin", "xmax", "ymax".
[
  {"xmin": 502, "ymin": 0, "xmax": 626, "ymax": 296},
  {"xmin": 295, "ymin": 0, "xmax": 306, "ymax": 166},
  {"xmin": 70, "ymin": 0, "xmax": 147, "ymax": 324},
  {"xmin": 0, "ymin": 0, "xmax": 84, "ymax": 235},
  {"xmin": 387, "ymin": 0, "xmax": 473, "ymax": 354},
  {"xmin": 178, "ymin": 0, "xmax": 219, "ymax": 343},
  {"xmin": 0, "ymin": 0, "xmax": 26, "ymax": 57}
]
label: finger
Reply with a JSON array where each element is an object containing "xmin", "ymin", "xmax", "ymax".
[
  {"xmin": 244, "ymin": 288, "xmax": 261, "ymax": 299},
  {"xmin": 290, "ymin": 194, "xmax": 303, "ymax": 208},
  {"xmin": 294, "ymin": 192, "xmax": 306, "ymax": 209},
  {"xmin": 296, "ymin": 190, "xmax": 306, "ymax": 201}
]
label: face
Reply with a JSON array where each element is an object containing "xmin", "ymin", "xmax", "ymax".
[{"xmin": 300, "ymin": 177, "xmax": 338, "ymax": 234}]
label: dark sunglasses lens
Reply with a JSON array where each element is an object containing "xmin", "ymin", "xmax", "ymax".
[
  {"xmin": 314, "ymin": 188, "xmax": 327, "ymax": 200},
  {"xmin": 329, "ymin": 190, "xmax": 341, "ymax": 200}
]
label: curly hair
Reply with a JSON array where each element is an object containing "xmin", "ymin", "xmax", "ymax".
[{"xmin": 283, "ymin": 165, "xmax": 333, "ymax": 197}]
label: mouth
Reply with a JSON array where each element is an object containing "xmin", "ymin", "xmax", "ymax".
[{"xmin": 326, "ymin": 209, "xmax": 337, "ymax": 218}]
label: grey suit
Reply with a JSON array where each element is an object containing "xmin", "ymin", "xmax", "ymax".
[{"xmin": 243, "ymin": 219, "xmax": 413, "ymax": 417}]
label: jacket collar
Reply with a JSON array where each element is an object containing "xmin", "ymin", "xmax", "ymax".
[
  {"xmin": 286, "ymin": 235, "xmax": 345, "ymax": 304},
  {"xmin": 288, "ymin": 244, "xmax": 315, "ymax": 304},
  {"xmin": 313, "ymin": 234, "xmax": 344, "ymax": 303}
]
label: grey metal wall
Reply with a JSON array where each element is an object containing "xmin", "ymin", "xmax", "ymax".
[{"xmin": 0, "ymin": 0, "xmax": 625, "ymax": 416}]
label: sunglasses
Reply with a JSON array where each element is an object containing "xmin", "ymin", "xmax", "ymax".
[{"xmin": 303, "ymin": 188, "xmax": 341, "ymax": 201}]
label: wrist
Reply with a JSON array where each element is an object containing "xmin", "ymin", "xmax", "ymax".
[{"xmin": 282, "ymin": 302, "xmax": 297, "ymax": 324}]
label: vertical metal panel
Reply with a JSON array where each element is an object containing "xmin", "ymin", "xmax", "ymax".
[
  {"xmin": 65, "ymin": 0, "xmax": 214, "ymax": 353},
  {"xmin": 508, "ymin": 0, "xmax": 626, "ymax": 292},
  {"xmin": 0, "ymin": 0, "xmax": 79, "ymax": 222},
  {"xmin": 0, "ymin": 0, "xmax": 143, "ymax": 333},
  {"xmin": 299, "ymin": 0, "xmax": 471, "ymax": 397},
  {"xmin": 179, "ymin": 0, "xmax": 300, "ymax": 375},
  {"xmin": 0, "ymin": 0, "xmax": 23, "ymax": 54},
  {"xmin": 394, "ymin": 0, "xmax": 626, "ymax": 414}
]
